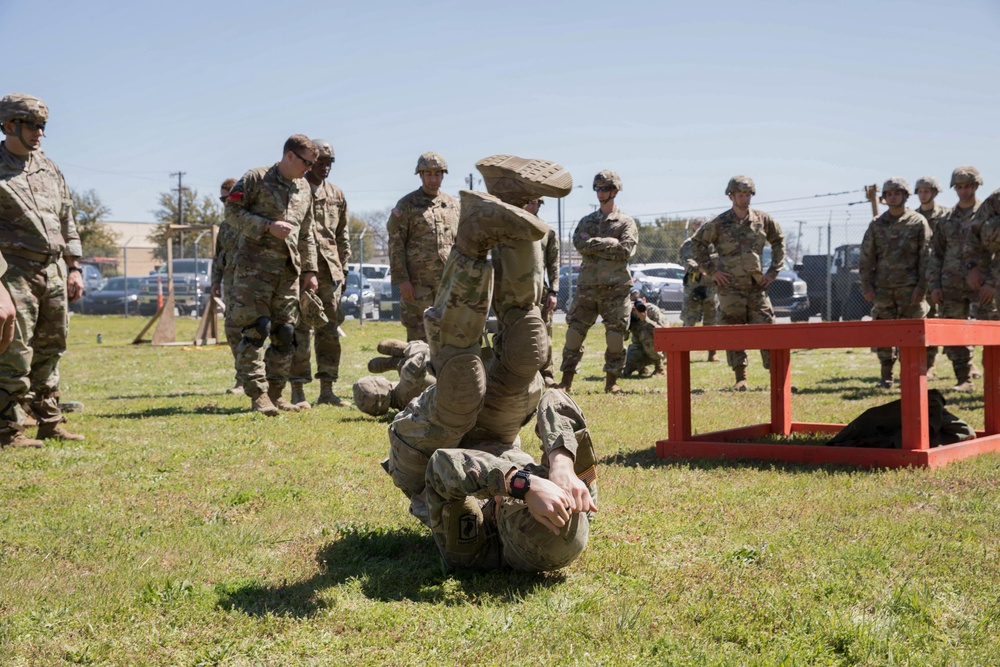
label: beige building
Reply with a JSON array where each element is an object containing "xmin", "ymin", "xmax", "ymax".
[{"xmin": 99, "ymin": 221, "xmax": 161, "ymax": 277}]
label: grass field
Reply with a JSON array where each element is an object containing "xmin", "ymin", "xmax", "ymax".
[{"xmin": 2, "ymin": 314, "xmax": 999, "ymax": 666}]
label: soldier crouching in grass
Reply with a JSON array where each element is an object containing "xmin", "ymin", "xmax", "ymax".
[
  {"xmin": 224, "ymin": 135, "xmax": 319, "ymax": 416},
  {"xmin": 373, "ymin": 155, "xmax": 597, "ymax": 573}
]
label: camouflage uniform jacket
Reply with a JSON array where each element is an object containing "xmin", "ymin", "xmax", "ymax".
[
  {"xmin": 679, "ymin": 236, "xmax": 714, "ymax": 287},
  {"xmin": 963, "ymin": 190, "xmax": 1000, "ymax": 286},
  {"xmin": 859, "ymin": 208, "xmax": 930, "ymax": 294},
  {"xmin": 572, "ymin": 206, "xmax": 638, "ymax": 287},
  {"xmin": 386, "ymin": 188, "xmax": 459, "ymax": 287},
  {"xmin": 224, "ymin": 164, "xmax": 318, "ymax": 274},
  {"xmin": 211, "ymin": 220, "xmax": 240, "ymax": 285},
  {"xmin": 0, "ymin": 143, "xmax": 82, "ymax": 261},
  {"xmin": 541, "ymin": 226, "xmax": 559, "ymax": 293},
  {"xmin": 311, "ymin": 179, "xmax": 351, "ymax": 282},
  {"xmin": 927, "ymin": 200, "xmax": 981, "ymax": 294},
  {"xmin": 915, "ymin": 202, "xmax": 949, "ymax": 233},
  {"xmin": 691, "ymin": 208, "xmax": 783, "ymax": 288},
  {"xmin": 628, "ymin": 301, "xmax": 668, "ymax": 338}
]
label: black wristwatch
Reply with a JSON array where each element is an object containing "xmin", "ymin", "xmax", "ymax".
[
  {"xmin": 68, "ymin": 266, "xmax": 82, "ymax": 274},
  {"xmin": 509, "ymin": 470, "xmax": 531, "ymax": 500},
  {"xmin": 967, "ymin": 261, "xmax": 978, "ymax": 270}
]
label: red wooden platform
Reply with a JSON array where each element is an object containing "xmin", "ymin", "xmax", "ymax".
[{"xmin": 653, "ymin": 319, "xmax": 1000, "ymax": 468}]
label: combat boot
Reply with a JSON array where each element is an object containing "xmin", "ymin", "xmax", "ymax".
[
  {"xmin": 250, "ymin": 393, "xmax": 279, "ymax": 417},
  {"xmin": 651, "ymin": 362, "xmax": 665, "ymax": 377},
  {"xmin": 36, "ymin": 423, "xmax": 85, "ymax": 441},
  {"xmin": 971, "ymin": 362, "xmax": 983, "ymax": 380},
  {"xmin": 225, "ymin": 381, "xmax": 244, "ymax": 395},
  {"xmin": 952, "ymin": 365, "xmax": 975, "ymax": 392},
  {"xmin": 707, "ymin": 351, "xmax": 718, "ymax": 362},
  {"xmin": 290, "ymin": 382, "xmax": 311, "ymax": 410},
  {"xmin": 20, "ymin": 398, "xmax": 38, "ymax": 427},
  {"xmin": 376, "ymin": 338, "xmax": 408, "ymax": 357},
  {"xmin": 268, "ymin": 381, "xmax": 304, "ymax": 412},
  {"xmin": 1, "ymin": 429, "xmax": 43, "ymax": 448},
  {"xmin": 733, "ymin": 365, "xmax": 748, "ymax": 392},
  {"xmin": 368, "ymin": 356, "xmax": 404, "ymax": 374},
  {"xmin": 878, "ymin": 361, "xmax": 894, "ymax": 389},
  {"xmin": 316, "ymin": 379, "xmax": 346, "ymax": 406},
  {"xmin": 555, "ymin": 371, "xmax": 575, "ymax": 393},
  {"xmin": 604, "ymin": 372, "xmax": 622, "ymax": 395}
]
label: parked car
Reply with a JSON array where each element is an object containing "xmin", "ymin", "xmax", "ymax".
[
  {"xmin": 340, "ymin": 270, "xmax": 378, "ymax": 319},
  {"xmin": 68, "ymin": 263, "xmax": 106, "ymax": 313},
  {"xmin": 138, "ymin": 258, "xmax": 212, "ymax": 316},
  {"xmin": 348, "ymin": 263, "xmax": 391, "ymax": 299},
  {"xmin": 630, "ymin": 263, "xmax": 685, "ymax": 308},
  {"xmin": 556, "ymin": 265, "xmax": 580, "ymax": 311},
  {"xmin": 762, "ymin": 247, "xmax": 810, "ymax": 321},
  {"xmin": 84, "ymin": 276, "xmax": 144, "ymax": 315}
]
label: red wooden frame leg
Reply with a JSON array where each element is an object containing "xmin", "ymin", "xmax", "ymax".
[
  {"xmin": 984, "ymin": 345, "xmax": 1000, "ymax": 435},
  {"xmin": 667, "ymin": 350, "xmax": 691, "ymax": 441},
  {"xmin": 770, "ymin": 348, "xmax": 791, "ymax": 436},
  {"xmin": 899, "ymin": 345, "xmax": 929, "ymax": 450}
]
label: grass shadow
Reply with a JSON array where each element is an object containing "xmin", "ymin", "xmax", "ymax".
[
  {"xmin": 601, "ymin": 446, "xmax": 859, "ymax": 475},
  {"xmin": 216, "ymin": 524, "xmax": 563, "ymax": 617},
  {"xmin": 106, "ymin": 391, "xmax": 222, "ymax": 400},
  {"xmin": 96, "ymin": 404, "xmax": 247, "ymax": 419}
]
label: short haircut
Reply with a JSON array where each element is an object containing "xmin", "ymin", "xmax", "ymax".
[
  {"xmin": 221, "ymin": 177, "xmax": 238, "ymax": 191},
  {"xmin": 283, "ymin": 134, "xmax": 317, "ymax": 157}
]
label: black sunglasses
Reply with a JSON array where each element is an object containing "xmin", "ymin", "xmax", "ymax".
[
  {"xmin": 292, "ymin": 151, "xmax": 315, "ymax": 168},
  {"xmin": 18, "ymin": 120, "xmax": 46, "ymax": 132},
  {"xmin": 594, "ymin": 185, "xmax": 614, "ymax": 193}
]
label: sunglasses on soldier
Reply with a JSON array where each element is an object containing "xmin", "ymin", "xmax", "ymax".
[
  {"xmin": 292, "ymin": 151, "xmax": 315, "ymax": 168},
  {"xmin": 594, "ymin": 185, "xmax": 613, "ymax": 193},
  {"xmin": 18, "ymin": 120, "xmax": 45, "ymax": 132}
]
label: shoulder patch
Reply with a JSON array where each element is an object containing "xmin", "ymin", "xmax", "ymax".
[
  {"xmin": 392, "ymin": 207, "xmax": 402, "ymax": 217},
  {"xmin": 227, "ymin": 191, "xmax": 244, "ymax": 202}
]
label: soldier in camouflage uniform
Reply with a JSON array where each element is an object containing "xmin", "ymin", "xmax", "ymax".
[
  {"xmin": 224, "ymin": 135, "xmax": 319, "ymax": 416},
  {"xmin": 927, "ymin": 167, "xmax": 991, "ymax": 391},
  {"xmin": 289, "ymin": 139, "xmax": 350, "ymax": 408},
  {"xmin": 381, "ymin": 155, "xmax": 596, "ymax": 573},
  {"xmin": 679, "ymin": 217, "xmax": 719, "ymax": 362},
  {"xmin": 0, "ymin": 250, "xmax": 14, "ymax": 354},
  {"xmin": 557, "ymin": 170, "xmax": 638, "ymax": 395},
  {"xmin": 0, "ymin": 93, "xmax": 86, "ymax": 448},
  {"xmin": 622, "ymin": 293, "xmax": 668, "ymax": 377},
  {"xmin": 526, "ymin": 198, "xmax": 560, "ymax": 387},
  {"xmin": 211, "ymin": 177, "xmax": 243, "ymax": 394},
  {"xmin": 965, "ymin": 188, "xmax": 1000, "ymax": 313},
  {"xmin": 691, "ymin": 176, "xmax": 785, "ymax": 391},
  {"xmin": 387, "ymin": 152, "xmax": 460, "ymax": 342},
  {"xmin": 859, "ymin": 178, "xmax": 932, "ymax": 389},
  {"xmin": 914, "ymin": 176, "xmax": 949, "ymax": 378}
]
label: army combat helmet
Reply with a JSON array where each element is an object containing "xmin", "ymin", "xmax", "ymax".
[
  {"xmin": 593, "ymin": 170, "xmax": 622, "ymax": 192},
  {"xmin": 415, "ymin": 151, "xmax": 448, "ymax": 174},
  {"xmin": 950, "ymin": 166, "xmax": 983, "ymax": 188},
  {"xmin": 0, "ymin": 93, "xmax": 48, "ymax": 125},
  {"xmin": 915, "ymin": 176, "xmax": 941, "ymax": 194},
  {"xmin": 311, "ymin": 138, "xmax": 335, "ymax": 161},
  {"xmin": 725, "ymin": 175, "xmax": 756, "ymax": 196},
  {"xmin": 882, "ymin": 177, "xmax": 911, "ymax": 197}
]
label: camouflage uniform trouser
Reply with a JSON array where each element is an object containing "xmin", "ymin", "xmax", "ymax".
[
  {"xmin": 291, "ymin": 264, "xmax": 343, "ymax": 383},
  {"xmin": 926, "ymin": 302, "xmax": 938, "ymax": 369},
  {"xmin": 400, "ymin": 283, "xmax": 438, "ymax": 342},
  {"xmin": 938, "ymin": 292, "xmax": 999, "ymax": 370},
  {"xmin": 222, "ymin": 263, "xmax": 241, "ymax": 382},
  {"xmin": 540, "ymin": 303, "xmax": 555, "ymax": 380},
  {"xmin": 0, "ymin": 257, "xmax": 68, "ymax": 437},
  {"xmin": 681, "ymin": 281, "xmax": 719, "ymax": 327},
  {"xmin": 718, "ymin": 284, "xmax": 773, "ymax": 369},
  {"xmin": 225, "ymin": 261, "xmax": 300, "ymax": 397},
  {"xmin": 871, "ymin": 287, "xmax": 929, "ymax": 364},
  {"xmin": 622, "ymin": 326, "xmax": 662, "ymax": 376},
  {"xmin": 560, "ymin": 284, "xmax": 631, "ymax": 375}
]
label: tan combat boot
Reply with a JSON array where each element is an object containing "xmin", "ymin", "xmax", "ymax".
[
  {"xmin": 368, "ymin": 356, "xmax": 404, "ymax": 374},
  {"xmin": 316, "ymin": 379, "xmax": 346, "ymax": 406},
  {"xmin": 604, "ymin": 372, "xmax": 622, "ymax": 395},
  {"xmin": 290, "ymin": 382, "xmax": 311, "ymax": 409},
  {"xmin": 971, "ymin": 362, "xmax": 983, "ymax": 380},
  {"xmin": 878, "ymin": 361, "xmax": 894, "ymax": 389},
  {"xmin": 376, "ymin": 338, "xmax": 408, "ymax": 357},
  {"xmin": 268, "ymin": 381, "xmax": 303, "ymax": 412},
  {"xmin": 250, "ymin": 393, "xmax": 279, "ymax": 417},
  {"xmin": 555, "ymin": 371, "xmax": 574, "ymax": 393},
  {"xmin": 1, "ymin": 429, "xmax": 44, "ymax": 448},
  {"xmin": 651, "ymin": 362, "xmax": 665, "ymax": 377},
  {"xmin": 707, "ymin": 350, "xmax": 718, "ymax": 362},
  {"xmin": 36, "ymin": 423, "xmax": 85, "ymax": 441},
  {"xmin": 734, "ymin": 365, "xmax": 748, "ymax": 392},
  {"xmin": 952, "ymin": 365, "xmax": 974, "ymax": 392}
]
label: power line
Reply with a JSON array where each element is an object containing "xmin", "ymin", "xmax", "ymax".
[{"xmin": 635, "ymin": 189, "xmax": 863, "ymax": 218}]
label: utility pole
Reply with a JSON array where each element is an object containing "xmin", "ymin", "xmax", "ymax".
[
  {"xmin": 796, "ymin": 220, "xmax": 805, "ymax": 263},
  {"xmin": 467, "ymin": 173, "xmax": 474, "ymax": 190},
  {"xmin": 171, "ymin": 172, "xmax": 186, "ymax": 258}
]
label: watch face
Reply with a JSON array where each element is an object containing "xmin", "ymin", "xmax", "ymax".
[{"xmin": 511, "ymin": 476, "xmax": 527, "ymax": 491}]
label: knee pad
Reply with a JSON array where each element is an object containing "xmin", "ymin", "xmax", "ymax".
[
  {"xmin": 272, "ymin": 322, "xmax": 295, "ymax": 351},
  {"xmin": 490, "ymin": 308, "xmax": 547, "ymax": 395},
  {"xmin": 432, "ymin": 347, "xmax": 486, "ymax": 432},
  {"xmin": 606, "ymin": 329, "xmax": 625, "ymax": 354},
  {"xmin": 241, "ymin": 317, "xmax": 271, "ymax": 348},
  {"xmin": 498, "ymin": 501, "xmax": 588, "ymax": 572},
  {"xmin": 353, "ymin": 376, "xmax": 395, "ymax": 416},
  {"xmin": 386, "ymin": 426, "xmax": 432, "ymax": 499}
]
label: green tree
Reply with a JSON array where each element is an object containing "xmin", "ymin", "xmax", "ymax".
[
  {"xmin": 71, "ymin": 188, "xmax": 120, "ymax": 257},
  {"xmin": 347, "ymin": 214, "xmax": 378, "ymax": 263},
  {"xmin": 633, "ymin": 217, "xmax": 692, "ymax": 264},
  {"xmin": 150, "ymin": 188, "xmax": 223, "ymax": 261}
]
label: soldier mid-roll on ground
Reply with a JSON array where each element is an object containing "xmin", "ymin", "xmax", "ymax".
[
  {"xmin": 289, "ymin": 138, "xmax": 351, "ymax": 408},
  {"xmin": 224, "ymin": 135, "xmax": 319, "ymax": 416},
  {"xmin": 691, "ymin": 175, "xmax": 785, "ymax": 391},
  {"xmin": 387, "ymin": 152, "xmax": 459, "ymax": 342},
  {"xmin": 0, "ymin": 93, "xmax": 86, "ymax": 448},
  {"xmin": 381, "ymin": 155, "xmax": 597, "ymax": 573},
  {"xmin": 859, "ymin": 177, "xmax": 932, "ymax": 389},
  {"xmin": 679, "ymin": 217, "xmax": 719, "ymax": 362},
  {"xmin": 927, "ymin": 166, "xmax": 993, "ymax": 392},
  {"xmin": 914, "ymin": 176, "xmax": 949, "ymax": 379},
  {"xmin": 557, "ymin": 170, "xmax": 638, "ymax": 395}
]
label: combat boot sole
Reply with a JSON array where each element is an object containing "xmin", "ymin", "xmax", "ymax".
[
  {"xmin": 475, "ymin": 155, "xmax": 574, "ymax": 200},
  {"xmin": 251, "ymin": 395, "xmax": 280, "ymax": 417}
]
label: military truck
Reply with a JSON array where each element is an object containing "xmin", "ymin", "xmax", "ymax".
[{"xmin": 796, "ymin": 244, "xmax": 871, "ymax": 321}]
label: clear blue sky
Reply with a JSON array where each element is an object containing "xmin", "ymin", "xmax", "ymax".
[{"xmin": 4, "ymin": 0, "xmax": 999, "ymax": 253}]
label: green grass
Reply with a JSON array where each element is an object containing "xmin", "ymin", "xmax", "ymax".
[{"xmin": 2, "ymin": 314, "xmax": 999, "ymax": 665}]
